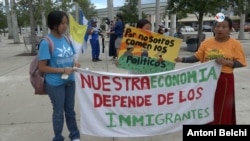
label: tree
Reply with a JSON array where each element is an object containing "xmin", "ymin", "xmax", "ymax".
[
  {"xmin": 118, "ymin": 0, "xmax": 146, "ymax": 25},
  {"xmin": 166, "ymin": 0, "xmax": 230, "ymax": 50},
  {"xmin": 7, "ymin": 0, "xmax": 95, "ymax": 53},
  {"xmin": 27, "ymin": 0, "xmax": 36, "ymax": 55},
  {"xmin": 233, "ymin": 0, "xmax": 250, "ymax": 39},
  {"xmin": 41, "ymin": 0, "xmax": 47, "ymax": 36},
  {"xmin": 16, "ymin": 0, "xmax": 31, "ymax": 33},
  {"xmin": 10, "ymin": 0, "xmax": 20, "ymax": 43},
  {"xmin": 5, "ymin": 0, "xmax": 13, "ymax": 39},
  {"xmin": 0, "ymin": 3, "xmax": 7, "ymax": 36},
  {"xmin": 76, "ymin": 0, "xmax": 97, "ymax": 20}
]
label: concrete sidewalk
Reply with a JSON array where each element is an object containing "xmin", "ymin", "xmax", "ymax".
[{"xmin": 0, "ymin": 32, "xmax": 249, "ymax": 141}]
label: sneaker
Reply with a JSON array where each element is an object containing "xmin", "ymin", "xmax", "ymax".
[
  {"xmin": 92, "ymin": 59, "xmax": 97, "ymax": 62},
  {"xmin": 72, "ymin": 139, "xmax": 80, "ymax": 141},
  {"xmin": 110, "ymin": 57, "xmax": 116, "ymax": 61},
  {"xmin": 97, "ymin": 59, "xmax": 102, "ymax": 61}
]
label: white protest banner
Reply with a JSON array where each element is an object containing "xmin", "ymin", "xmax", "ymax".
[{"xmin": 75, "ymin": 61, "xmax": 221, "ymax": 137}]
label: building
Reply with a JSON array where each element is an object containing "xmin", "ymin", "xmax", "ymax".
[
  {"xmin": 178, "ymin": 14, "xmax": 240, "ymax": 27},
  {"xmin": 95, "ymin": 2, "xmax": 240, "ymax": 32},
  {"xmin": 95, "ymin": 2, "xmax": 168, "ymax": 32}
]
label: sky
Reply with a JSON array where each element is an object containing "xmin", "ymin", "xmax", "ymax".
[
  {"xmin": 90, "ymin": 0, "xmax": 167, "ymax": 9},
  {"xmin": 0, "ymin": 0, "xmax": 165, "ymax": 9}
]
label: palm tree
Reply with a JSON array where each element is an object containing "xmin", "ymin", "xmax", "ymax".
[
  {"xmin": 5, "ymin": 0, "xmax": 12, "ymax": 39},
  {"xmin": 10, "ymin": 0, "xmax": 20, "ymax": 43},
  {"xmin": 28, "ymin": 0, "xmax": 37, "ymax": 55},
  {"xmin": 237, "ymin": 0, "xmax": 248, "ymax": 39}
]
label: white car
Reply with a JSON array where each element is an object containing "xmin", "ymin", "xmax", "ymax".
[{"xmin": 180, "ymin": 26, "xmax": 195, "ymax": 32}]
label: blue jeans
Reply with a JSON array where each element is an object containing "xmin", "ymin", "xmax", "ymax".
[{"xmin": 46, "ymin": 82, "xmax": 80, "ymax": 141}]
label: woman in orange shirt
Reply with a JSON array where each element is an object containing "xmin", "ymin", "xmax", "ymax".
[{"xmin": 175, "ymin": 16, "xmax": 247, "ymax": 125}]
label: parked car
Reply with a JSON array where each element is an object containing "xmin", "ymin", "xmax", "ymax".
[
  {"xmin": 193, "ymin": 25, "xmax": 212, "ymax": 32},
  {"xmin": 203, "ymin": 25, "xmax": 212, "ymax": 32},
  {"xmin": 180, "ymin": 26, "xmax": 195, "ymax": 32},
  {"xmin": 194, "ymin": 25, "xmax": 198, "ymax": 31},
  {"xmin": 244, "ymin": 23, "xmax": 250, "ymax": 32}
]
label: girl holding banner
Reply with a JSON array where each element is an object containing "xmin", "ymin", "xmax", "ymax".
[
  {"xmin": 38, "ymin": 11, "xmax": 81, "ymax": 141},
  {"xmin": 175, "ymin": 15, "xmax": 247, "ymax": 125}
]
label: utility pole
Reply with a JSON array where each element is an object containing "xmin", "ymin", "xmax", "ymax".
[
  {"xmin": 5, "ymin": 0, "xmax": 13, "ymax": 39},
  {"xmin": 238, "ymin": 0, "xmax": 247, "ymax": 39},
  {"xmin": 165, "ymin": 11, "xmax": 169, "ymax": 29},
  {"xmin": 138, "ymin": 0, "xmax": 142, "ymax": 20},
  {"xmin": 155, "ymin": 0, "xmax": 160, "ymax": 32},
  {"xmin": 107, "ymin": 0, "xmax": 113, "ymax": 21},
  {"xmin": 41, "ymin": 0, "xmax": 47, "ymax": 36},
  {"xmin": 10, "ymin": 0, "xmax": 20, "ymax": 43},
  {"xmin": 28, "ymin": 0, "xmax": 37, "ymax": 55},
  {"xmin": 170, "ymin": 14, "xmax": 176, "ymax": 36},
  {"xmin": 170, "ymin": 2, "xmax": 177, "ymax": 36},
  {"xmin": 75, "ymin": 2, "xmax": 79, "ymax": 23}
]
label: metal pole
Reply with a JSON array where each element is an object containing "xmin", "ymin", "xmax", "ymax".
[
  {"xmin": 107, "ymin": 0, "xmax": 113, "ymax": 20},
  {"xmin": 165, "ymin": 14, "xmax": 169, "ymax": 28},
  {"xmin": 138, "ymin": 0, "xmax": 142, "ymax": 20},
  {"xmin": 155, "ymin": 0, "xmax": 160, "ymax": 32},
  {"xmin": 170, "ymin": 14, "xmax": 176, "ymax": 36},
  {"xmin": 41, "ymin": 0, "xmax": 47, "ymax": 36},
  {"xmin": 238, "ymin": 0, "xmax": 247, "ymax": 39},
  {"xmin": 75, "ymin": 2, "xmax": 79, "ymax": 23}
]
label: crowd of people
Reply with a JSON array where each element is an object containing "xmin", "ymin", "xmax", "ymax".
[
  {"xmin": 87, "ymin": 14, "xmax": 182, "ymax": 63},
  {"xmin": 37, "ymin": 10, "xmax": 247, "ymax": 141}
]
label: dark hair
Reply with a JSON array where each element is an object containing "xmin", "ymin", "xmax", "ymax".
[
  {"xmin": 116, "ymin": 13, "xmax": 123, "ymax": 20},
  {"xmin": 136, "ymin": 19, "xmax": 151, "ymax": 29},
  {"xmin": 47, "ymin": 10, "xmax": 68, "ymax": 30},
  {"xmin": 214, "ymin": 16, "xmax": 233, "ymax": 29},
  {"xmin": 158, "ymin": 28, "xmax": 164, "ymax": 34}
]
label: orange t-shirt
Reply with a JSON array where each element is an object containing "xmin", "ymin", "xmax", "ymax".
[{"xmin": 195, "ymin": 37, "xmax": 247, "ymax": 73}]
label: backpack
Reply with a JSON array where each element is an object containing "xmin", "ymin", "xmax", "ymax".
[
  {"xmin": 29, "ymin": 36, "xmax": 53, "ymax": 95},
  {"xmin": 29, "ymin": 35, "xmax": 71, "ymax": 95}
]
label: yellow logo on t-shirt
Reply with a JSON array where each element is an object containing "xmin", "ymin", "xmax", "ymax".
[{"xmin": 205, "ymin": 49, "xmax": 223, "ymax": 61}]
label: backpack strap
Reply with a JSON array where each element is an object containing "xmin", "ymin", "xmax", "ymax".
[
  {"xmin": 39, "ymin": 35, "xmax": 71, "ymax": 54},
  {"xmin": 63, "ymin": 34, "xmax": 72, "ymax": 47},
  {"xmin": 63, "ymin": 34, "xmax": 75, "ymax": 53},
  {"xmin": 42, "ymin": 36, "xmax": 54, "ymax": 54}
]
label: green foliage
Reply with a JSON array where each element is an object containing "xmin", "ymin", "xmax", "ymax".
[
  {"xmin": 0, "ymin": 3, "xmax": 7, "ymax": 29},
  {"xmin": 166, "ymin": 0, "xmax": 250, "ymax": 21},
  {"xmin": 13, "ymin": 0, "xmax": 96, "ymax": 28},
  {"xmin": 15, "ymin": 0, "xmax": 56, "ymax": 27},
  {"xmin": 119, "ymin": 1, "xmax": 138, "ymax": 25},
  {"xmin": 75, "ymin": 0, "xmax": 97, "ymax": 20},
  {"xmin": 166, "ymin": 0, "xmax": 229, "ymax": 17},
  {"xmin": 166, "ymin": 0, "xmax": 232, "ymax": 50},
  {"xmin": 232, "ymin": 0, "xmax": 250, "ymax": 21},
  {"xmin": 118, "ymin": 0, "xmax": 147, "ymax": 25}
]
